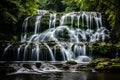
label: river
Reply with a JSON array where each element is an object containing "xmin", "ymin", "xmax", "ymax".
[{"xmin": 0, "ymin": 71, "xmax": 120, "ymax": 80}]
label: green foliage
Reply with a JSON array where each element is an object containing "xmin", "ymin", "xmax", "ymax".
[
  {"xmin": 62, "ymin": 0, "xmax": 79, "ymax": 12},
  {"xmin": 0, "ymin": 0, "xmax": 39, "ymax": 41},
  {"xmin": 91, "ymin": 42, "xmax": 119, "ymax": 58},
  {"xmin": 21, "ymin": 0, "xmax": 39, "ymax": 15},
  {"xmin": 73, "ymin": 0, "xmax": 115, "ymax": 27},
  {"xmin": 39, "ymin": 0, "xmax": 65, "ymax": 12}
]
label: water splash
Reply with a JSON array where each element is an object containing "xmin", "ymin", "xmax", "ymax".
[{"xmin": 40, "ymin": 63, "xmax": 59, "ymax": 71}]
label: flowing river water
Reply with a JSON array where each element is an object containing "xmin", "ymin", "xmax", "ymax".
[{"xmin": 0, "ymin": 72, "xmax": 120, "ymax": 80}]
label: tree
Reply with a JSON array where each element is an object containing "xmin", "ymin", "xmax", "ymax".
[
  {"xmin": 0, "ymin": 0, "xmax": 39, "ymax": 41},
  {"xmin": 39, "ymin": 0, "xmax": 65, "ymax": 12},
  {"xmin": 62, "ymin": 0, "xmax": 80, "ymax": 12}
]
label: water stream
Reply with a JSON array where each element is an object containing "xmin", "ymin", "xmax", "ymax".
[{"xmin": 1, "ymin": 71, "xmax": 120, "ymax": 80}]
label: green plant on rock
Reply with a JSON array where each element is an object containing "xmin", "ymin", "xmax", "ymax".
[
  {"xmin": 90, "ymin": 58, "xmax": 110, "ymax": 67},
  {"xmin": 95, "ymin": 62, "xmax": 106, "ymax": 71},
  {"xmin": 90, "ymin": 58, "xmax": 120, "ymax": 72},
  {"xmin": 111, "ymin": 58, "xmax": 120, "ymax": 63},
  {"xmin": 92, "ymin": 42, "xmax": 116, "ymax": 58}
]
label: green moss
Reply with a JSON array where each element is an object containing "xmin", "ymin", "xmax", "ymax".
[
  {"xmin": 90, "ymin": 58, "xmax": 110, "ymax": 67},
  {"xmin": 100, "ymin": 42, "xmax": 106, "ymax": 46},
  {"xmin": 66, "ymin": 60, "xmax": 77, "ymax": 65},
  {"xmin": 111, "ymin": 58, "xmax": 120, "ymax": 63},
  {"xmin": 91, "ymin": 42, "xmax": 117, "ymax": 58},
  {"xmin": 95, "ymin": 63, "xmax": 105, "ymax": 70},
  {"xmin": 80, "ymin": 67, "xmax": 92, "ymax": 72},
  {"xmin": 90, "ymin": 58, "xmax": 120, "ymax": 72}
]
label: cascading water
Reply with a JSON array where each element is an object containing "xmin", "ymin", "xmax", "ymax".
[{"xmin": 2, "ymin": 10, "xmax": 110, "ymax": 63}]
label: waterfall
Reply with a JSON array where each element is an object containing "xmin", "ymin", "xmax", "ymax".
[
  {"xmin": 44, "ymin": 43, "xmax": 55, "ymax": 61},
  {"xmin": 34, "ymin": 16, "xmax": 41, "ymax": 34},
  {"xmin": 35, "ymin": 43, "xmax": 40, "ymax": 61},
  {"xmin": 3, "ymin": 44, "xmax": 13, "ymax": 59},
  {"xmin": 2, "ymin": 11, "xmax": 110, "ymax": 63},
  {"xmin": 77, "ymin": 15, "xmax": 80, "ymax": 28},
  {"xmin": 49, "ymin": 13, "xmax": 56, "ymax": 28},
  {"xmin": 17, "ymin": 45, "xmax": 23, "ymax": 61},
  {"xmin": 21, "ymin": 16, "xmax": 31, "ymax": 42}
]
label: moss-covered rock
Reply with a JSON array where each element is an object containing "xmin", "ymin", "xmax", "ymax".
[
  {"xmin": 89, "ymin": 58, "xmax": 110, "ymax": 67},
  {"xmin": 111, "ymin": 58, "xmax": 120, "ymax": 63},
  {"xmin": 89, "ymin": 58, "xmax": 120, "ymax": 72},
  {"xmin": 95, "ymin": 61, "xmax": 111, "ymax": 71},
  {"xmin": 108, "ymin": 64, "xmax": 120, "ymax": 72},
  {"xmin": 66, "ymin": 60, "xmax": 77, "ymax": 65},
  {"xmin": 62, "ymin": 64, "xmax": 70, "ymax": 70},
  {"xmin": 89, "ymin": 42, "xmax": 120, "ymax": 58},
  {"xmin": 79, "ymin": 67, "xmax": 92, "ymax": 72}
]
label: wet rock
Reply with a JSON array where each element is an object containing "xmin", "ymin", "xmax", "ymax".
[
  {"xmin": 62, "ymin": 64, "xmax": 70, "ymax": 70},
  {"xmin": 89, "ymin": 58, "xmax": 120, "ymax": 72},
  {"xmin": 0, "ymin": 63, "xmax": 16, "ymax": 75},
  {"xmin": 66, "ymin": 60, "xmax": 77, "ymax": 65},
  {"xmin": 36, "ymin": 63, "xmax": 41, "ymax": 68},
  {"xmin": 23, "ymin": 64, "xmax": 32, "ymax": 69}
]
